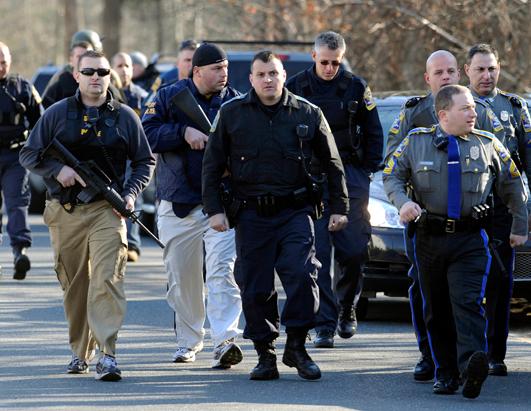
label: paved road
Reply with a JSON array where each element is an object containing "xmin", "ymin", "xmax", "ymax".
[{"xmin": 0, "ymin": 215, "xmax": 530, "ymax": 410}]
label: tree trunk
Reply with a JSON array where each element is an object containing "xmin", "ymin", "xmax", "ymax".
[
  {"xmin": 102, "ymin": 0, "xmax": 123, "ymax": 57},
  {"xmin": 63, "ymin": 0, "xmax": 78, "ymax": 59}
]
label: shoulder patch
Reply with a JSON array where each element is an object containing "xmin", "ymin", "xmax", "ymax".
[
  {"xmin": 383, "ymin": 136, "xmax": 409, "ymax": 175},
  {"xmin": 150, "ymin": 77, "xmax": 162, "ymax": 93},
  {"xmin": 408, "ymin": 126, "xmax": 435, "ymax": 136},
  {"xmin": 520, "ymin": 107, "xmax": 531, "ymax": 133},
  {"xmin": 389, "ymin": 110, "xmax": 405, "ymax": 135},
  {"xmin": 363, "ymin": 86, "xmax": 376, "ymax": 111},
  {"xmin": 486, "ymin": 108, "xmax": 504, "ymax": 132}
]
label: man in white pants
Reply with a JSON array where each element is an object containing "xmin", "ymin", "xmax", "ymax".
[{"xmin": 142, "ymin": 43, "xmax": 243, "ymax": 368}]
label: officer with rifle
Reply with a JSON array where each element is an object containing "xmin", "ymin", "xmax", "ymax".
[
  {"xmin": 142, "ymin": 43, "xmax": 244, "ymax": 369},
  {"xmin": 19, "ymin": 50, "xmax": 155, "ymax": 382}
]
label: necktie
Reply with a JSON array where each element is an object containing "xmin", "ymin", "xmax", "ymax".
[{"xmin": 447, "ymin": 135, "xmax": 461, "ymax": 219}]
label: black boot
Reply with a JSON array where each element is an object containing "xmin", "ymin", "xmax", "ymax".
[
  {"xmin": 338, "ymin": 305, "xmax": 357, "ymax": 339},
  {"xmin": 282, "ymin": 331, "xmax": 321, "ymax": 380},
  {"xmin": 414, "ymin": 348, "xmax": 435, "ymax": 381},
  {"xmin": 314, "ymin": 329, "xmax": 335, "ymax": 348},
  {"xmin": 250, "ymin": 341, "xmax": 279, "ymax": 380},
  {"xmin": 13, "ymin": 246, "xmax": 31, "ymax": 281}
]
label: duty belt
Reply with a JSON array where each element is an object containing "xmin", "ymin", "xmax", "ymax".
[
  {"xmin": 242, "ymin": 193, "xmax": 308, "ymax": 217},
  {"xmin": 418, "ymin": 213, "xmax": 483, "ymax": 234}
]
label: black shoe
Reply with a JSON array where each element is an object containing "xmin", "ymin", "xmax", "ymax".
[
  {"xmin": 462, "ymin": 351, "xmax": 488, "ymax": 399},
  {"xmin": 314, "ymin": 330, "xmax": 335, "ymax": 348},
  {"xmin": 414, "ymin": 353, "xmax": 435, "ymax": 381},
  {"xmin": 338, "ymin": 306, "xmax": 357, "ymax": 339},
  {"xmin": 282, "ymin": 332, "xmax": 321, "ymax": 380},
  {"xmin": 433, "ymin": 378, "xmax": 459, "ymax": 395},
  {"xmin": 250, "ymin": 341, "xmax": 279, "ymax": 380},
  {"xmin": 13, "ymin": 247, "xmax": 30, "ymax": 280},
  {"xmin": 488, "ymin": 361, "xmax": 508, "ymax": 376}
]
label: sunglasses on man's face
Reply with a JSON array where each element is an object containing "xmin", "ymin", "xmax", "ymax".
[
  {"xmin": 79, "ymin": 68, "xmax": 111, "ymax": 77},
  {"xmin": 319, "ymin": 60, "xmax": 341, "ymax": 67}
]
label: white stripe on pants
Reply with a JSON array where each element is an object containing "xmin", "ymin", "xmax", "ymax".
[{"xmin": 158, "ymin": 201, "xmax": 242, "ymax": 349}]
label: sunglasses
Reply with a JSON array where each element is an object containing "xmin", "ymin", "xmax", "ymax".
[
  {"xmin": 79, "ymin": 68, "xmax": 111, "ymax": 77},
  {"xmin": 319, "ymin": 60, "xmax": 341, "ymax": 67}
]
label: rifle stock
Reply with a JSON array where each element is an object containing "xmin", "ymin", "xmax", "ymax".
[{"xmin": 170, "ymin": 87, "xmax": 212, "ymax": 135}]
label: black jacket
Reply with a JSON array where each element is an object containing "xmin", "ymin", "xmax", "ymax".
[{"xmin": 202, "ymin": 88, "xmax": 349, "ymax": 216}]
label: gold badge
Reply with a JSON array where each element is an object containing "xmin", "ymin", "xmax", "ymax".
[{"xmin": 470, "ymin": 146, "xmax": 480, "ymax": 160}]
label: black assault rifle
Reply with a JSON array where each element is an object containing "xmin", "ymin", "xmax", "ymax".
[
  {"xmin": 42, "ymin": 138, "xmax": 165, "ymax": 248},
  {"xmin": 170, "ymin": 87, "xmax": 212, "ymax": 134}
]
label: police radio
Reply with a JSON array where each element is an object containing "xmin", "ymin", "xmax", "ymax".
[{"xmin": 296, "ymin": 124, "xmax": 309, "ymax": 139}]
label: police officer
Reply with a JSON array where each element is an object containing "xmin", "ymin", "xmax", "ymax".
[
  {"xmin": 20, "ymin": 50, "xmax": 155, "ymax": 381},
  {"xmin": 383, "ymin": 85, "xmax": 528, "ymax": 399},
  {"xmin": 286, "ymin": 31, "xmax": 383, "ymax": 347},
  {"xmin": 0, "ymin": 42, "xmax": 42, "ymax": 280},
  {"xmin": 43, "ymin": 31, "xmax": 124, "ymax": 109},
  {"xmin": 385, "ymin": 49, "xmax": 506, "ymax": 381},
  {"xmin": 42, "ymin": 35, "xmax": 96, "ymax": 109},
  {"xmin": 111, "ymin": 52, "xmax": 148, "ymax": 116},
  {"xmin": 111, "ymin": 52, "xmax": 148, "ymax": 262},
  {"xmin": 142, "ymin": 43, "xmax": 244, "ymax": 369},
  {"xmin": 203, "ymin": 51, "xmax": 349, "ymax": 381},
  {"xmin": 159, "ymin": 39, "xmax": 199, "ymax": 86},
  {"xmin": 464, "ymin": 43, "xmax": 531, "ymax": 377},
  {"xmin": 130, "ymin": 51, "xmax": 161, "ymax": 96}
]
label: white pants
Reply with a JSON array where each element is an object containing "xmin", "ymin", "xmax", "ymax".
[{"xmin": 158, "ymin": 201, "xmax": 242, "ymax": 350}]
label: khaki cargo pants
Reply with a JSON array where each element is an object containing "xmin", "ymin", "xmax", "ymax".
[{"xmin": 44, "ymin": 199, "xmax": 128, "ymax": 360}]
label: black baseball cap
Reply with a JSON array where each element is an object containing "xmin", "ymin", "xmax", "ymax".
[{"xmin": 192, "ymin": 43, "xmax": 227, "ymax": 67}]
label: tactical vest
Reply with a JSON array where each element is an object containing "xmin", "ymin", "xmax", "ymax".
[
  {"xmin": 0, "ymin": 75, "xmax": 27, "ymax": 142},
  {"xmin": 64, "ymin": 96, "xmax": 128, "ymax": 191},
  {"xmin": 293, "ymin": 70, "xmax": 356, "ymax": 155}
]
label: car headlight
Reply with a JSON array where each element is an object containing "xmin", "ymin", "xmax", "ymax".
[{"xmin": 368, "ymin": 197, "xmax": 403, "ymax": 229}]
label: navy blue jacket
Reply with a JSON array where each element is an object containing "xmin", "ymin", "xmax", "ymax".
[
  {"xmin": 286, "ymin": 66, "xmax": 383, "ymax": 173},
  {"xmin": 142, "ymin": 78, "xmax": 240, "ymax": 207},
  {"xmin": 0, "ymin": 74, "xmax": 42, "ymax": 140}
]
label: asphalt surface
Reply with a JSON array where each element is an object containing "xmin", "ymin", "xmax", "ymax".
[{"xmin": 1, "ymin": 215, "xmax": 530, "ymax": 411}]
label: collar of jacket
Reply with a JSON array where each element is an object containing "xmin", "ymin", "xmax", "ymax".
[
  {"xmin": 74, "ymin": 88, "xmax": 114, "ymax": 110},
  {"xmin": 243, "ymin": 87, "xmax": 301, "ymax": 109}
]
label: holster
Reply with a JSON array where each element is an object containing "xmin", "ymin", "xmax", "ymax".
[{"xmin": 220, "ymin": 183, "xmax": 241, "ymax": 228}]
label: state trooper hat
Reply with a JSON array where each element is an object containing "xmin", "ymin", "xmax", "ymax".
[{"xmin": 192, "ymin": 43, "xmax": 227, "ymax": 67}]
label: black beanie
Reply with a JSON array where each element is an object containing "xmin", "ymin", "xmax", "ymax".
[{"xmin": 192, "ymin": 43, "xmax": 227, "ymax": 67}]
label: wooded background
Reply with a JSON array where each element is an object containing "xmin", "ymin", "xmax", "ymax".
[{"xmin": 1, "ymin": 0, "xmax": 529, "ymax": 93}]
